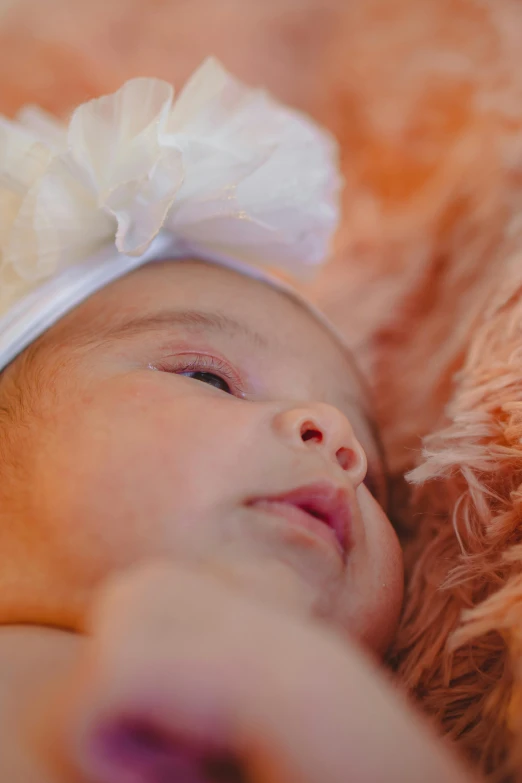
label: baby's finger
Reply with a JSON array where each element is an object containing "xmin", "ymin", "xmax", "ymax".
[
  {"xmin": 60, "ymin": 563, "xmax": 475, "ymax": 783},
  {"xmin": 63, "ymin": 563, "xmax": 300, "ymax": 782}
]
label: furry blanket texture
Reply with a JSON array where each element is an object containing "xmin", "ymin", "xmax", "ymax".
[{"xmin": 2, "ymin": 0, "xmax": 522, "ymax": 779}]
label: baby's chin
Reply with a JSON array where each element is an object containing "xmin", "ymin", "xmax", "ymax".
[{"xmin": 184, "ymin": 509, "xmax": 348, "ymax": 626}]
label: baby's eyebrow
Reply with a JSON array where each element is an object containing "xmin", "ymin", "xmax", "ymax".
[{"xmin": 100, "ymin": 309, "xmax": 270, "ymax": 348}]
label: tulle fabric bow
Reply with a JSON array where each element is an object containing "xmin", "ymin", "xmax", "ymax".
[{"xmin": 0, "ymin": 57, "xmax": 341, "ymax": 313}]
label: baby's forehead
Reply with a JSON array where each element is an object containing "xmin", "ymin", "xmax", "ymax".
[
  {"xmin": 74, "ymin": 260, "xmax": 348, "ymax": 356},
  {"xmin": 59, "ymin": 259, "xmax": 367, "ymax": 410}
]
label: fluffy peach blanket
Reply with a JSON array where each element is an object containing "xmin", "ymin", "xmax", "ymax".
[{"xmin": 2, "ymin": 0, "xmax": 522, "ymax": 779}]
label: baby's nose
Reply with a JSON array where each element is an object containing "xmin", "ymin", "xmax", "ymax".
[{"xmin": 272, "ymin": 403, "xmax": 367, "ymax": 485}]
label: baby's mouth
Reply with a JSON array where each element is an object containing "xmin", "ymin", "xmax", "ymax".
[{"xmin": 246, "ymin": 482, "xmax": 352, "ymax": 559}]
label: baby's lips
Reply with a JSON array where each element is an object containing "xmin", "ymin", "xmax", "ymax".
[{"xmin": 247, "ymin": 481, "xmax": 353, "ymax": 557}]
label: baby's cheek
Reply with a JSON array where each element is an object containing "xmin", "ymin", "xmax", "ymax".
[
  {"xmin": 69, "ymin": 375, "xmax": 200, "ymax": 493},
  {"xmin": 335, "ymin": 488, "xmax": 404, "ymax": 655},
  {"xmin": 361, "ymin": 490, "xmax": 404, "ymax": 654},
  {"xmin": 34, "ymin": 374, "xmax": 249, "ymax": 591},
  {"xmin": 30, "ymin": 381, "xmax": 194, "ymax": 585},
  {"xmin": 90, "ymin": 372, "xmax": 237, "ymax": 472}
]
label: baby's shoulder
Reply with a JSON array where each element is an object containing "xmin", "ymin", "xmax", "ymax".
[{"xmin": 0, "ymin": 626, "xmax": 81, "ymax": 782}]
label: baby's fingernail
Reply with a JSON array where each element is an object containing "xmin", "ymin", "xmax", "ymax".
[
  {"xmin": 204, "ymin": 755, "xmax": 247, "ymax": 782},
  {"xmin": 89, "ymin": 716, "xmax": 249, "ymax": 783}
]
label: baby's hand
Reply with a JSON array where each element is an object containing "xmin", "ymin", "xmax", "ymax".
[{"xmin": 46, "ymin": 562, "xmax": 475, "ymax": 783}]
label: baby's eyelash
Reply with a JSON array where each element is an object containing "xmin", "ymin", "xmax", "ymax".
[{"xmin": 155, "ymin": 353, "xmax": 247, "ymax": 397}]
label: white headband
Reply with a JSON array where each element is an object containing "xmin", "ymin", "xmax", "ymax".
[{"xmin": 0, "ymin": 57, "xmax": 342, "ymax": 370}]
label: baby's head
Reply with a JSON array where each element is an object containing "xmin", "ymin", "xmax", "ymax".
[
  {"xmin": 0, "ymin": 259, "xmax": 402, "ymax": 653},
  {"xmin": 0, "ymin": 58, "xmax": 403, "ymax": 655}
]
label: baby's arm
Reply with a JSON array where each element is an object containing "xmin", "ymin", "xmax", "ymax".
[{"xmin": 26, "ymin": 562, "xmax": 478, "ymax": 783}]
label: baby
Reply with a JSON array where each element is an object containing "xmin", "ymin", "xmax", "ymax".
[{"xmin": 0, "ymin": 60, "xmax": 473, "ymax": 783}]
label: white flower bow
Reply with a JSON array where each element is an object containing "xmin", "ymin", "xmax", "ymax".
[{"xmin": 0, "ymin": 57, "xmax": 341, "ymax": 314}]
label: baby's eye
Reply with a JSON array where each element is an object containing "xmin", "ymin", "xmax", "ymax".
[
  {"xmin": 181, "ymin": 370, "xmax": 231, "ymax": 394},
  {"xmin": 155, "ymin": 352, "xmax": 246, "ymax": 397}
]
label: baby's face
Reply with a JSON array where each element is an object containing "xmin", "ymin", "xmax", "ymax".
[{"xmin": 0, "ymin": 261, "xmax": 402, "ymax": 653}]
